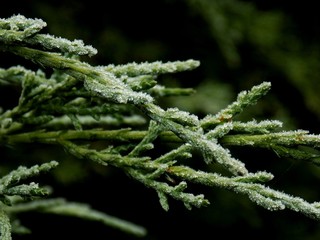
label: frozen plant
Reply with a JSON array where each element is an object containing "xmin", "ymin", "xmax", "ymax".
[{"xmin": 1, "ymin": 14, "xmax": 320, "ymax": 239}]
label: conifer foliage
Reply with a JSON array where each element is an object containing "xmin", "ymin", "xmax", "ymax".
[{"xmin": 1, "ymin": 14, "xmax": 320, "ymax": 239}]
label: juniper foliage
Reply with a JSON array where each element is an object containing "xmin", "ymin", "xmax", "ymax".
[{"xmin": 1, "ymin": 14, "xmax": 320, "ymax": 239}]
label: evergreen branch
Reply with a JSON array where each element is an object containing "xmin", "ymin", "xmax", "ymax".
[
  {"xmin": 4, "ymin": 198, "xmax": 147, "ymax": 237},
  {"xmin": 0, "ymin": 66, "xmax": 29, "ymax": 86},
  {"xmin": 43, "ymin": 115, "xmax": 146, "ymax": 129},
  {"xmin": 0, "ymin": 22, "xmax": 250, "ymax": 175},
  {"xmin": 0, "ymin": 14, "xmax": 97, "ymax": 56},
  {"xmin": 140, "ymin": 103, "xmax": 248, "ymax": 175},
  {"xmin": 0, "ymin": 161, "xmax": 58, "ymax": 239},
  {"xmin": 0, "ymin": 67, "xmax": 80, "ymax": 132},
  {"xmin": 2, "ymin": 14, "xmax": 320, "ymax": 238},
  {"xmin": 147, "ymin": 85, "xmax": 196, "ymax": 97},
  {"xmin": 60, "ymin": 140, "xmax": 169, "ymax": 171},
  {"xmin": 127, "ymin": 168, "xmax": 209, "ymax": 211},
  {"xmin": 0, "ymin": 45, "xmax": 153, "ymax": 105},
  {"xmin": 136, "ymin": 83, "xmax": 273, "ymax": 175},
  {"xmin": 128, "ymin": 120, "xmax": 162, "ymax": 157},
  {"xmin": 60, "ymin": 139, "xmax": 209, "ymax": 211},
  {"xmin": 123, "ymin": 75, "xmax": 157, "ymax": 91},
  {"xmin": 169, "ymin": 165, "xmax": 320, "ymax": 219},
  {"xmin": 0, "ymin": 209, "xmax": 11, "ymax": 240},
  {"xmin": 103, "ymin": 59, "xmax": 200, "ymax": 77},
  {"xmin": 25, "ymin": 34, "xmax": 97, "ymax": 57},
  {"xmin": 2, "ymin": 18, "xmax": 247, "ymax": 174},
  {"xmin": 271, "ymin": 145, "xmax": 320, "ymax": 166},
  {"xmin": 154, "ymin": 144, "xmax": 193, "ymax": 164},
  {"xmin": 0, "ymin": 14, "xmax": 46, "ymax": 43},
  {"xmin": 0, "ymin": 161, "xmax": 58, "ymax": 190},
  {"xmin": 220, "ymin": 131, "xmax": 320, "ymax": 165},
  {"xmin": 1, "ymin": 129, "xmax": 179, "ymax": 145},
  {"xmin": 2, "ymin": 183, "xmax": 49, "ymax": 197},
  {"xmin": 220, "ymin": 130, "xmax": 320, "ymax": 147},
  {"xmin": 201, "ymin": 82, "xmax": 272, "ymax": 128},
  {"xmin": 44, "ymin": 202, "xmax": 147, "ymax": 237},
  {"xmin": 231, "ymin": 120, "xmax": 283, "ymax": 134}
]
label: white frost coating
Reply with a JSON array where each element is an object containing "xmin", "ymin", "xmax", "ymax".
[
  {"xmin": 104, "ymin": 59, "xmax": 200, "ymax": 77},
  {"xmin": 196, "ymin": 136, "xmax": 248, "ymax": 175},
  {"xmin": 233, "ymin": 171, "xmax": 274, "ymax": 183},
  {"xmin": 207, "ymin": 122, "xmax": 233, "ymax": 139},
  {"xmin": 0, "ymin": 14, "xmax": 46, "ymax": 42},
  {"xmin": 248, "ymin": 191, "xmax": 285, "ymax": 211},
  {"xmin": 158, "ymin": 191, "xmax": 169, "ymax": 211},
  {"xmin": 0, "ymin": 14, "xmax": 46, "ymax": 31},
  {"xmin": 174, "ymin": 181, "xmax": 188, "ymax": 191},
  {"xmin": 27, "ymin": 34, "xmax": 98, "ymax": 57},
  {"xmin": 0, "ymin": 15, "xmax": 97, "ymax": 56},
  {"xmin": 232, "ymin": 119, "xmax": 283, "ymax": 133},
  {"xmin": 84, "ymin": 72, "xmax": 153, "ymax": 104},
  {"xmin": 165, "ymin": 107, "xmax": 199, "ymax": 126},
  {"xmin": 201, "ymin": 82, "xmax": 272, "ymax": 127}
]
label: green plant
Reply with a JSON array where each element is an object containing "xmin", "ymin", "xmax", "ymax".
[{"xmin": 1, "ymin": 14, "xmax": 320, "ymax": 239}]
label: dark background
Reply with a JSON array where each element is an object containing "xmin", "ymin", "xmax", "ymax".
[{"xmin": 1, "ymin": 0, "xmax": 320, "ymax": 239}]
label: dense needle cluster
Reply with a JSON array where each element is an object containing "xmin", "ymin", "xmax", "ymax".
[{"xmin": 1, "ymin": 14, "xmax": 320, "ymax": 239}]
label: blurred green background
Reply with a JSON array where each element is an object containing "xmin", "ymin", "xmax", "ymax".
[{"xmin": 1, "ymin": 0, "xmax": 320, "ymax": 239}]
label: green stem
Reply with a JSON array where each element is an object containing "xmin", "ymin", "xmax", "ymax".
[
  {"xmin": 220, "ymin": 132, "xmax": 320, "ymax": 147},
  {"xmin": 0, "ymin": 129, "xmax": 180, "ymax": 145},
  {"xmin": 0, "ymin": 45, "xmax": 90, "ymax": 75}
]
